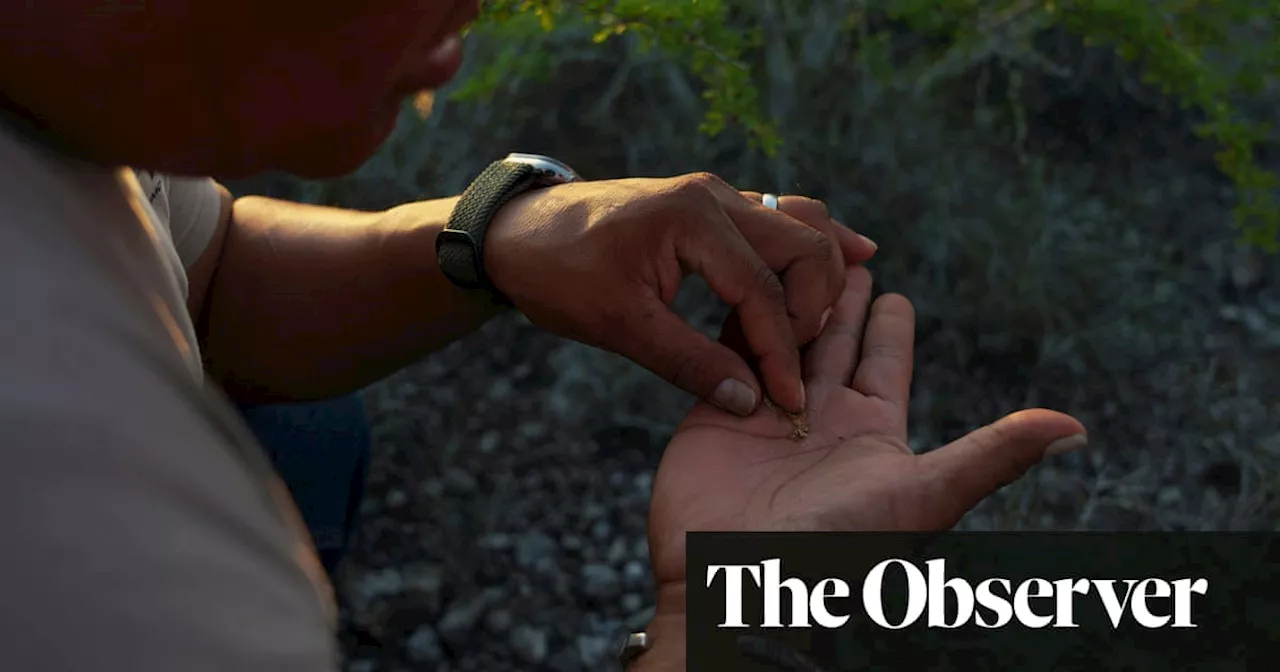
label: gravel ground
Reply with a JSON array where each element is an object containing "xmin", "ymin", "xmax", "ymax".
[{"xmin": 340, "ymin": 288, "xmax": 721, "ymax": 672}]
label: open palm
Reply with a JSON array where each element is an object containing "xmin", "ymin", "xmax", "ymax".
[{"xmin": 646, "ymin": 266, "xmax": 1088, "ymax": 588}]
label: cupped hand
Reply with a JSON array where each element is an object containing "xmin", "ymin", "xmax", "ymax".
[
  {"xmin": 633, "ymin": 266, "xmax": 1088, "ymax": 669},
  {"xmin": 484, "ymin": 173, "xmax": 877, "ymax": 416}
]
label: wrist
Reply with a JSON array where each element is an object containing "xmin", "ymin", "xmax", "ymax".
[
  {"xmin": 626, "ymin": 582, "xmax": 687, "ymax": 672},
  {"xmin": 479, "ymin": 188, "xmax": 541, "ymax": 307},
  {"xmin": 382, "ymin": 197, "xmax": 508, "ymax": 320},
  {"xmin": 482, "ymin": 183, "xmax": 578, "ymax": 311},
  {"xmin": 437, "ymin": 153, "xmax": 582, "ymax": 307}
]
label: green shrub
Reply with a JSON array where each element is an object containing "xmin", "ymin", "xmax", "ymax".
[{"xmin": 458, "ymin": 0, "xmax": 1279, "ymax": 250}]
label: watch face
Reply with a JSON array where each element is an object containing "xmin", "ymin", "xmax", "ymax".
[{"xmin": 504, "ymin": 152, "xmax": 582, "ymax": 185}]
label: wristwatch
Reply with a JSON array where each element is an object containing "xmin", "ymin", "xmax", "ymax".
[{"xmin": 436, "ymin": 152, "xmax": 583, "ymax": 305}]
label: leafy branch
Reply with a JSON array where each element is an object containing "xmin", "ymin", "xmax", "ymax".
[{"xmin": 455, "ymin": 0, "xmax": 1278, "ymax": 248}]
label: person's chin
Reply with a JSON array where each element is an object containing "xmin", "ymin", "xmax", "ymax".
[{"xmin": 278, "ymin": 106, "xmax": 402, "ymax": 180}]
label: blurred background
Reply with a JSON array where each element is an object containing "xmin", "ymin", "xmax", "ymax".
[{"xmin": 228, "ymin": 2, "xmax": 1279, "ymax": 669}]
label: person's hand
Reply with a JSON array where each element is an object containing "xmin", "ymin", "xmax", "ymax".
[
  {"xmin": 632, "ymin": 265, "xmax": 1088, "ymax": 670},
  {"xmin": 485, "ymin": 173, "xmax": 878, "ymax": 416}
]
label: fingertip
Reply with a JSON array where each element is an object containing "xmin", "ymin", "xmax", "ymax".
[
  {"xmin": 759, "ymin": 359, "xmax": 806, "ymax": 414},
  {"xmin": 831, "ymin": 220, "xmax": 878, "ymax": 263},
  {"xmin": 845, "ymin": 263, "xmax": 873, "ymax": 288},
  {"xmin": 1005, "ymin": 408, "xmax": 1088, "ymax": 442},
  {"xmin": 872, "ymin": 291, "xmax": 915, "ymax": 319},
  {"xmin": 710, "ymin": 377, "xmax": 760, "ymax": 417},
  {"xmin": 854, "ymin": 233, "xmax": 878, "ymax": 255}
]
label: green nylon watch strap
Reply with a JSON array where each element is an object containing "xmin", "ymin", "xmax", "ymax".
[{"xmin": 437, "ymin": 159, "xmax": 539, "ymax": 304}]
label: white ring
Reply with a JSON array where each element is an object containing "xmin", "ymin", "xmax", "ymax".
[{"xmin": 761, "ymin": 193, "xmax": 779, "ymax": 210}]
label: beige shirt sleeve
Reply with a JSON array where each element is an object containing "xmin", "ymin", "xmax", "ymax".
[
  {"xmin": 133, "ymin": 169, "xmax": 222, "ymax": 270},
  {"xmin": 166, "ymin": 174, "xmax": 223, "ymax": 268}
]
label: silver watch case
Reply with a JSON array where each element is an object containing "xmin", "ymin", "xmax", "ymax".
[{"xmin": 503, "ymin": 152, "xmax": 583, "ymax": 186}]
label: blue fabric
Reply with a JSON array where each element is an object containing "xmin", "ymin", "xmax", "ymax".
[{"xmin": 237, "ymin": 394, "xmax": 372, "ymax": 577}]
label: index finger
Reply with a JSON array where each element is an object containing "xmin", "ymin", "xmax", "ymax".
[{"xmin": 676, "ymin": 215, "xmax": 806, "ymax": 413}]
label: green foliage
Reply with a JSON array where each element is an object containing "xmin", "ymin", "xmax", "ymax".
[
  {"xmin": 457, "ymin": 0, "xmax": 779, "ymax": 154},
  {"xmin": 457, "ymin": 0, "xmax": 1278, "ymax": 249}
]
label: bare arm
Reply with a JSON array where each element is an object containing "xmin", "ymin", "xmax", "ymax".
[
  {"xmin": 193, "ymin": 190, "xmax": 502, "ymax": 404},
  {"xmin": 191, "ymin": 174, "xmax": 875, "ymax": 413}
]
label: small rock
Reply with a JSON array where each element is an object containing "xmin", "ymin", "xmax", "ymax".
[
  {"xmin": 347, "ymin": 659, "xmax": 377, "ymax": 672},
  {"xmin": 631, "ymin": 537, "xmax": 648, "ymax": 559},
  {"xmin": 354, "ymin": 568, "xmax": 403, "ymax": 602},
  {"xmin": 490, "ymin": 377, "xmax": 512, "ymax": 400},
  {"xmin": 479, "ymin": 533, "xmax": 513, "ymax": 550},
  {"xmin": 621, "ymin": 593, "xmax": 644, "ymax": 614},
  {"xmin": 596, "ymin": 617, "xmax": 623, "ymax": 637},
  {"xmin": 445, "ymin": 468, "xmax": 478, "ymax": 494},
  {"xmin": 582, "ymin": 503, "xmax": 606, "ymax": 520},
  {"xmin": 430, "ymin": 385, "xmax": 459, "ymax": 405},
  {"xmin": 591, "ymin": 519, "xmax": 612, "ymax": 540},
  {"xmin": 479, "ymin": 430, "xmax": 501, "ymax": 454},
  {"xmin": 1242, "ymin": 308, "xmax": 1269, "ymax": 335},
  {"xmin": 403, "ymin": 565, "xmax": 443, "ymax": 594},
  {"xmin": 560, "ymin": 534, "xmax": 583, "ymax": 551},
  {"xmin": 519, "ymin": 421, "xmax": 546, "ymax": 439},
  {"xmin": 548, "ymin": 646, "xmax": 583, "ymax": 671},
  {"xmin": 516, "ymin": 532, "xmax": 558, "ymax": 567},
  {"xmin": 632, "ymin": 472, "xmax": 653, "ymax": 492},
  {"xmin": 485, "ymin": 609, "xmax": 513, "ymax": 633},
  {"xmin": 405, "ymin": 625, "xmax": 442, "ymax": 663},
  {"xmin": 534, "ymin": 556, "xmax": 559, "ymax": 575},
  {"xmin": 607, "ymin": 538, "xmax": 629, "ymax": 564},
  {"xmin": 510, "ymin": 625, "xmax": 549, "ymax": 664},
  {"xmin": 576, "ymin": 634, "xmax": 612, "ymax": 664},
  {"xmin": 581, "ymin": 563, "xmax": 622, "ymax": 599},
  {"xmin": 420, "ymin": 479, "xmax": 445, "ymax": 498},
  {"xmin": 438, "ymin": 589, "xmax": 499, "ymax": 641},
  {"xmin": 623, "ymin": 560, "xmax": 647, "ymax": 584},
  {"xmin": 384, "ymin": 488, "xmax": 408, "ymax": 508}
]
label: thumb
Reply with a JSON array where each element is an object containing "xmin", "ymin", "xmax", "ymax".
[
  {"xmin": 616, "ymin": 297, "xmax": 763, "ymax": 417},
  {"xmin": 917, "ymin": 409, "xmax": 1088, "ymax": 528}
]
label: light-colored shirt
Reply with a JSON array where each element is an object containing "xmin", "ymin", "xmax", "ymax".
[
  {"xmin": 0, "ymin": 120, "xmax": 338, "ymax": 671},
  {"xmin": 132, "ymin": 168, "xmax": 223, "ymax": 290}
]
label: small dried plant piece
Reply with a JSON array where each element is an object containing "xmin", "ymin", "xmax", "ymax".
[{"xmin": 762, "ymin": 396, "xmax": 810, "ymax": 441}]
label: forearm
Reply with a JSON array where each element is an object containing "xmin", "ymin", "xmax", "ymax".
[{"xmin": 197, "ymin": 195, "xmax": 503, "ymax": 403}]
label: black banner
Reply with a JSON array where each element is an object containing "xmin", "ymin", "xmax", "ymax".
[{"xmin": 686, "ymin": 532, "xmax": 1280, "ymax": 671}]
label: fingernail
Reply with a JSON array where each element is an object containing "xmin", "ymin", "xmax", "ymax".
[
  {"xmin": 1044, "ymin": 434, "xmax": 1087, "ymax": 457},
  {"xmin": 712, "ymin": 379, "xmax": 757, "ymax": 416},
  {"xmin": 819, "ymin": 307, "xmax": 833, "ymax": 330},
  {"xmin": 857, "ymin": 233, "xmax": 878, "ymax": 252},
  {"xmin": 797, "ymin": 382, "xmax": 807, "ymax": 410}
]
